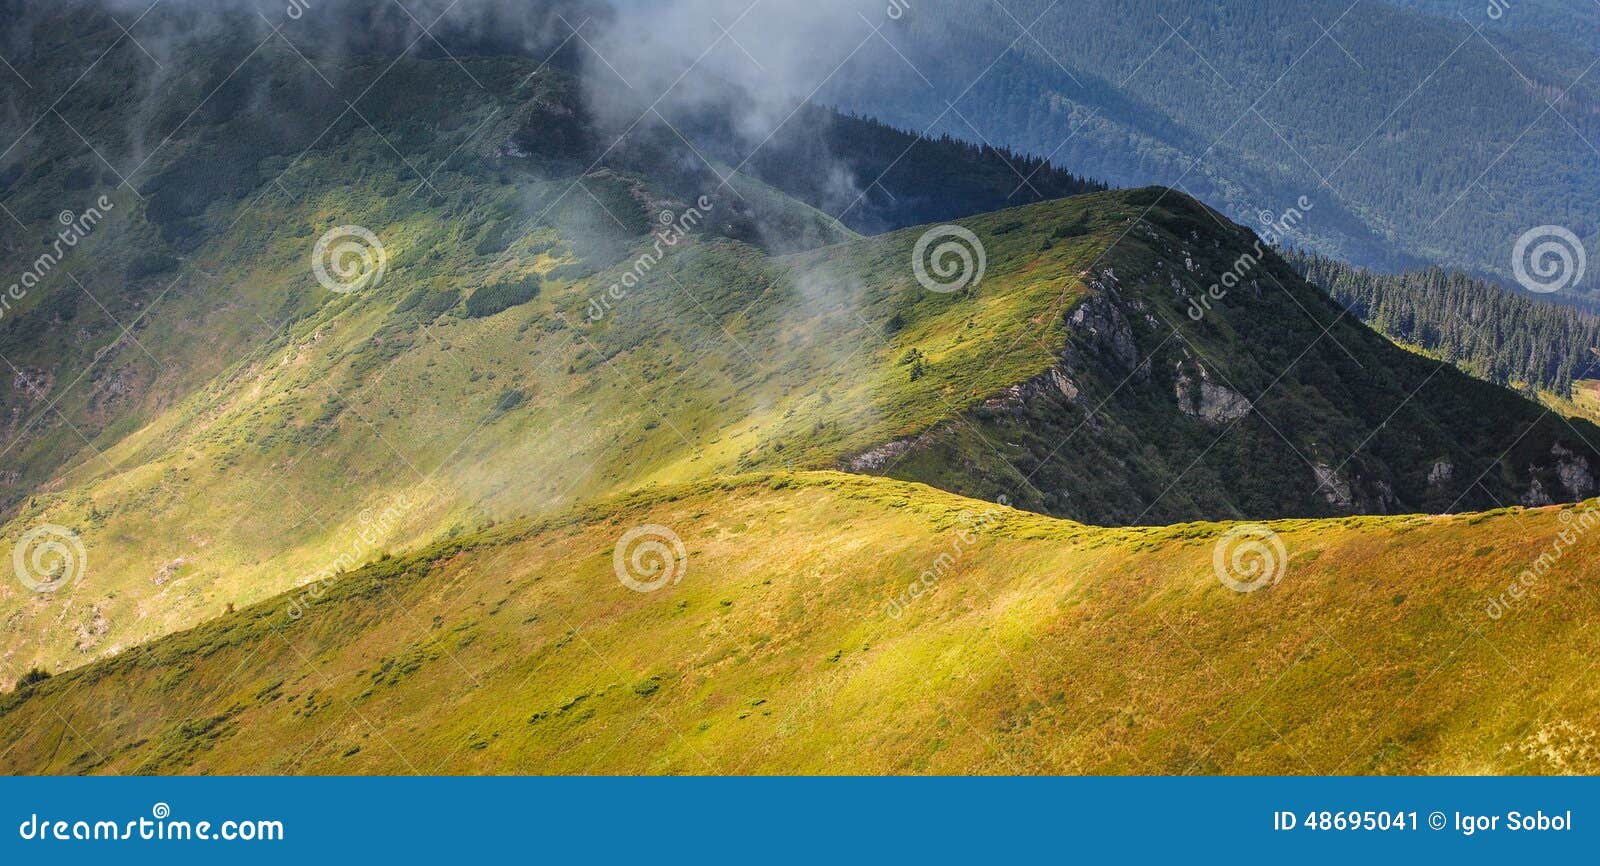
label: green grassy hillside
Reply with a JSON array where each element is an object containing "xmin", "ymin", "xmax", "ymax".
[
  {"xmin": 0, "ymin": 176, "xmax": 1107, "ymax": 678},
  {"xmin": 12, "ymin": 174, "xmax": 1597, "ymax": 681},
  {"xmin": 3, "ymin": 471, "xmax": 1596, "ymax": 775},
  {"xmin": 0, "ymin": 6, "xmax": 1117, "ymax": 680}
]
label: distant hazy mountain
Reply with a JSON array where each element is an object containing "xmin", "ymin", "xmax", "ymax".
[{"xmin": 813, "ymin": 0, "xmax": 1600, "ymax": 294}]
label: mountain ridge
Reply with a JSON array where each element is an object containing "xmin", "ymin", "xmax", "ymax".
[
  {"xmin": 3, "ymin": 7, "xmax": 1600, "ymax": 783},
  {"xmin": 4, "ymin": 470, "xmax": 1597, "ymax": 775},
  {"xmin": 844, "ymin": 189, "xmax": 1600, "ymax": 524},
  {"xmin": 7, "ymin": 180, "xmax": 1600, "ymax": 680}
]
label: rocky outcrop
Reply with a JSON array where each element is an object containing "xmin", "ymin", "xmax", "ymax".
[
  {"xmin": 1313, "ymin": 463, "xmax": 1355, "ymax": 508},
  {"xmin": 981, "ymin": 365, "xmax": 1082, "ymax": 414},
  {"xmin": 1552, "ymin": 443, "xmax": 1597, "ymax": 499},
  {"xmin": 848, "ymin": 270, "xmax": 1140, "ymax": 472},
  {"xmin": 74, "ymin": 604, "xmax": 110, "ymax": 653},
  {"xmin": 1373, "ymin": 479, "xmax": 1400, "ymax": 512},
  {"xmin": 1428, "ymin": 460, "xmax": 1454, "ymax": 486},
  {"xmin": 154, "ymin": 557, "xmax": 188, "ymax": 587},
  {"xmin": 846, "ymin": 437, "xmax": 919, "ymax": 472},
  {"xmin": 1514, "ymin": 445, "xmax": 1600, "ymax": 507},
  {"xmin": 974, "ymin": 270, "xmax": 1141, "ymax": 419},
  {"xmin": 1523, "ymin": 478, "xmax": 1556, "ymax": 507},
  {"xmin": 842, "ymin": 220, "xmax": 1600, "ymax": 526},
  {"xmin": 1174, "ymin": 357, "xmax": 1250, "ymax": 424},
  {"xmin": 1068, "ymin": 270, "xmax": 1141, "ymax": 374}
]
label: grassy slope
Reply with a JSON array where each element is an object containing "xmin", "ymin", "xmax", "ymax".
[
  {"xmin": 1541, "ymin": 380, "xmax": 1600, "ymax": 428},
  {"xmin": 6, "ymin": 8, "xmax": 1599, "ymax": 773},
  {"xmin": 9, "ymin": 170, "xmax": 1600, "ymax": 680},
  {"xmin": 0, "ymin": 10, "xmax": 1122, "ymax": 678},
  {"xmin": 2, "ymin": 471, "xmax": 1596, "ymax": 775},
  {"xmin": 0, "ymin": 136, "xmax": 1113, "ymax": 677}
]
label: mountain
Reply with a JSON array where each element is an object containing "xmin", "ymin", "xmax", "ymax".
[
  {"xmin": 1, "ymin": 3, "xmax": 1598, "ymax": 681},
  {"xmin": 670, "ymin": 101, "xmax": 1106, "ymax": 235},
  {"xmin": 0, "ymin": 4, "xmax": 1094, "ymax": 678},
  {"xmin": 810, "ymin": 0, "xmax": 1600, "ymax": 291},
  {"xmin": 1386, "ymin": 0, "xmax": 1600, "ymax": 54},
  {"xmin": 4, "ymin": 0, "xmax": 1600, "ymax": 780},
  {"xmin": 851, "ymin": 189, "xmax": 1600, "ymax": 525},
  {"xmin": 0, "ymin": 0, "xmax": 1097, "ymax": 515},
  {"xmin": 9, "ymin": 158, "xmax": 1600, "ymax": 675},
  {"xmin": 4, "ymin": 471, "xmax": 1597, "ymax": 774}
]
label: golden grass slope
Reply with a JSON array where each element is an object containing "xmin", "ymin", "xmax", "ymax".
[
  {"xmin": 3, "ymin": 472, "xmax": 1597, "ymax": 775},
  {"xmin": 0, "ymin": 183, "xmax": 1116, "ymax": 680}
]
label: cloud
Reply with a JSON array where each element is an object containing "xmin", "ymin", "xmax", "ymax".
[{"xmin": 581, "ymin": 0, "xmax": 888, "ymax": 139}]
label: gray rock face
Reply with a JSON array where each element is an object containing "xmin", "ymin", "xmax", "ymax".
[
  {"xmin": 1069, "ymin": 270, "xmax": 1140, "ymax": 375},
  {"xmin": 846, "ymin": 437, "xmax": 916, "ymax": 472},
  {"xmin": 979, "ymin": 362, "xmax": 1082, "ymax": 415},
  {"xmin": 1373, "ymin": 479, "xmax": 1400, "ymax": 513},
  {"xmin": 1174, "ymin": 359, "xmax": 1251, "ymax": 424},
  {"xmin": 1314, "ymin": 462, "xmax": 1355, "ymax": 508},
  {"xmin": 1048, "ymin": 367, "xmax": 1079, "ymax": 401},
  {"xmin": 850, "ymin": 269, "xmax": 1150, "ymax": 478},
  {"xmin": 977, "ymin": 271, "xmax": 1144, "ymax": 419},
  {"xmin": 1522, "ymin": 477, "xmax": 1556, "ymax": 507},
  {"xmin": 1427, "ymin": 460, "xmax": 1454, "ymax": 486},
  {"xmin": 1552, "ymin": 443, "xmax": 1597, "ymax": 499}
]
